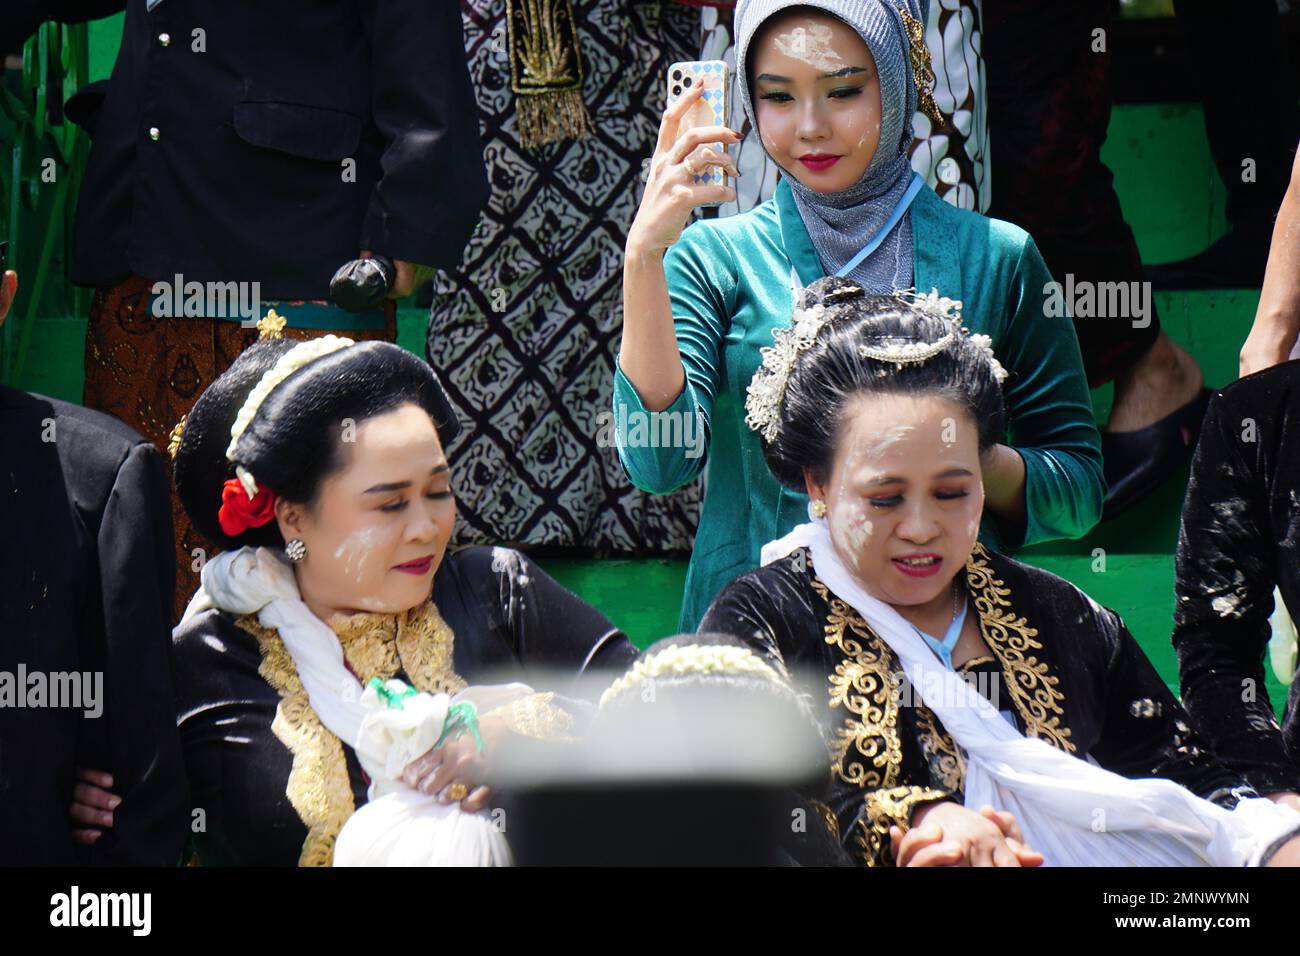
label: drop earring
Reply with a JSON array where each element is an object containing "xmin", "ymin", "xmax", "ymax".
[{"xmin": 285, "ymin": 538, "xmax": 308, "ymax": 563}]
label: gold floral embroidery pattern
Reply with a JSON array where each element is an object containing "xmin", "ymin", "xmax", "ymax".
[
  {"xmin": 855, "ymin": 785, "xmax": 950, "ymax": 867},
  {"xmin": 239, "ymin": 616, "xmax": 354, "ymax": 868},
  {"xmin": 810, "ymin": 577, "xmax": 903, "ymax": 791},
  {"xmin": 395, "ymin": 601, "xmax": 468, "ymax": 696},
  {"xmin": 239, "ymin": 599, "xmax": 468, "ymax": 866},
  {"xmin": 810, "ymin": 800, "xmax": 840, "ymax": 842},
  {"xmin": 488, "ymin": 691, "xmax": 577, "ymax": 742},
  {"xmin": 915, "ymin": 704, "xmax": 966, "ymax": 792},
  {"xmin": 965, "ymin": 544, "xmax": 1074, "ymax": 753}
]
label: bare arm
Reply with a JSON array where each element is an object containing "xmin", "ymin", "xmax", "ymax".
[
  {"xmin": 621, "ymin": 82, "xmax": 739, "ymax": 412},
  {"xmin": 1240, "ymin": 145, "xmax": 1300, "ymax": 377}
]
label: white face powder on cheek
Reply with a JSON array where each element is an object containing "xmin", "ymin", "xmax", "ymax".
[
  {"xmin": 332, "ymin": 525, "xmax": 387, "ymax": 584},
  {"xmin": 830, "ymin": 498, "xmax": 874, "ymax": 557}
]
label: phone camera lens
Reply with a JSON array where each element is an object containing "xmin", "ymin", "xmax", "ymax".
[
  {"xmin": 671, "ymin": 70, "xmax": 682, "ymax": 81},
  {"xmin": 683, "ymin": 76, "xmax": 692, "ymax": 88},
  {"xmin": 672, "ymin": 86, "xmax": 682, "ymax": 97}
]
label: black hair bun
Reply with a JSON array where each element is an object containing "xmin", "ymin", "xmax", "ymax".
[{"xmin": 174, "ymin": 338, "xmax": 462, "ymax": 551}]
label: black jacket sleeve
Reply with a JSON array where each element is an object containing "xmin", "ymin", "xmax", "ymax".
[
  {"xmin": 1172, "ymin": 388, "xmax": 1300, "ymax": 795},
  {"xmin": 493, "ymin": 550, "xmax": 639, "ymax": 680},
  {"xmin": 80, "ymin": 441, "xmax": 189, "ymax": 865},
  {"xmin": 356, "ymin": 0, "xmax": 490, "ymax": 269}
]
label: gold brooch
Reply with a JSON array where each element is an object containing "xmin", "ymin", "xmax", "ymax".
[
  {"xmin": 256, "ymin": 309, "xmax": 287, "ymax": 340},
  {"xmin": 167, "ymin": 414, "xmax": 187, "ymax": 461},
  {"xmin": 898, "ymin": 5, "xmax": 944, "ymax": 127}
]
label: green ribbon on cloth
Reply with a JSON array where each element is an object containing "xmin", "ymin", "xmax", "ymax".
[
  {"xmin": 434, "ymin": 701, "xmax": 485, "ymax": 754},
  {"xmin": 369, "ymin": 676, "xmax": 420, "ymax": 710},
  {"xmin": 367, "ymin": 677, "xmax": 485, "ymax": 753}
]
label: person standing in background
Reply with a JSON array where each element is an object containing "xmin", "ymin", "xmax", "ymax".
[
  {"xmin": 6, "ymin": 0, "xmax": 490, "ymax": 621},
  {"xmin": 981, "ymin": 0, "xmax": 1299, "ymax": 518},
  {"xmin": 427, "ymin": 0, "xmax": 702, "ymax": 557},
  {"xmin": 0, "ymin": 269, "xmax": 188, "ymax": 865},
  {"xmin": 690, "ymin": 0, "xmax": 990, "ymax": 217}
]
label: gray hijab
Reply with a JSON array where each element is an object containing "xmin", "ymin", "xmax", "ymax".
[{"xmin": 734, "ymin": 0, "xmax": 928, "ymax": 293}]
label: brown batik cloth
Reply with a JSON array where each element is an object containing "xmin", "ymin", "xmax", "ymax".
[{"xmin": 84, "ymin": 274, "xmax": 397, "ymax": 624}]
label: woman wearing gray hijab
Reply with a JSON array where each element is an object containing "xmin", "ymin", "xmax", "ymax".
[{"xmin": 615, "ymin": 0, "xmax": 1103, "ymax": 631}]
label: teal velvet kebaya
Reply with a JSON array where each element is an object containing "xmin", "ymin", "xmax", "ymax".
[{"xmin": 614, "ymin": 178, "xmax": 1104, "ymax": 631}]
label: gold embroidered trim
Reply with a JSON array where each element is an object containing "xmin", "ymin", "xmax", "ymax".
[
  {"xmin": 965, "ymin": 544, "xmax": 1074, "ymax": 753},
  {"xmin": 810, "ymin": 799, "xmax": 840, "ymax": 842},
  {"xmin": 915, "ymin": 704, "xmax": 965, "ymax": 792},
  {"xmin": 395, "ymin": 601, "xmax": 468, "ymax": 695},
  {"xmin": 810, "ymin": 577, "xmax": 903, "ymax": 791},
  {"xmin": 856, "ymin": 785, "xmax": 950, "ymax": 867},
  {"xmin": 956, "ymin": 655, "xmax": 996, "ymax": 673},
  {"xmin": 240, "ymin": 615, "xmax": 355, "ymax": 867},
  {"xmin": 487, "ymin": 691, "xmax": 577, "ymax": 742},
  {"xmin": 506, "ymin": 0, "xmax": 593, "ymax": 148},
  {"xmin": 240, "ymin": 598, "xmax": 468, "ymax": 866}
]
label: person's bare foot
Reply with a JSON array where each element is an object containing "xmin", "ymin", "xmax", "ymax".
[{"xmin": 1105, "ymin": 332, "xmax": 1204, "ymax": 433}]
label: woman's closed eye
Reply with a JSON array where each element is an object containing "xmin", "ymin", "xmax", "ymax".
[
  {"xmin": 379, "ymin": 490, "xmax": 452, "ymax": 512},
  {"xmin": 867, "ymin": 489, "xmax": 971, "ymax": 508}
]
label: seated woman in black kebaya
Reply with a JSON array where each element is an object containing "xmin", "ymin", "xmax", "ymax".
[
  {"xmin": 700, "ymin": 276, "xmax": 1300, "ymax": 867},
  {"xmin": 78, "ymin": 330, "xmax": 637, "ymax": 866}
]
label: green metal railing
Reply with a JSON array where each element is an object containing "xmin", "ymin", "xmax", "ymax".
[{"xmin": 1, "ymin": 23, "xmax": 92, "ymax": 387}]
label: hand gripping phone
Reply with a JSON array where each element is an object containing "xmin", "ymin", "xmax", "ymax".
[{"xmin": 665, "ymin": 59, "xmax": 732, "ymax": 206}]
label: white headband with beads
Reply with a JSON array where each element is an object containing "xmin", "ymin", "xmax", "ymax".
[
  {"xmin": 225, "ymin": 334, "xmax": 356, "ymax": 497},
  {"xmin": 599, "ymin": 644, "xmax": 786, "ymax": 708}
]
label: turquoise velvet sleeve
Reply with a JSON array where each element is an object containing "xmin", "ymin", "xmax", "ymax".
[
  {"xmin": 994, "ymin": 235, "xmax": 1105, "ymax": 548},
  {"xmin": 611, "ymin": 221, "xmax": 735, "ymax": 494}
]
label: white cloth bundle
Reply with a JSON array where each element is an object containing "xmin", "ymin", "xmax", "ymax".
[
  {"xmin": 178, "ymin": 546, "xmax": 516, "ymax": 866},
  {"xmin": 760, "ymin": 518, "xmax": 1300, "ymax": 867}
]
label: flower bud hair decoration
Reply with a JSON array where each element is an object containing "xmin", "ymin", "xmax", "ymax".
[
  {"xmin": 744, "ymin": 285, "xmax": 865, "ymax": 443},
  {"xmin": 744, "ymin": 287, "xmax": 1008, "ymax": 443}
]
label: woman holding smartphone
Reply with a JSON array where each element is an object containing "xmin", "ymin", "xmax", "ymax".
[{"xmin": 616, "ymin": 0, "xmax": 1104, "ymax": 630}]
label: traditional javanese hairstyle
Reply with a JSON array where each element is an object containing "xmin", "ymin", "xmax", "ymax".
[
  {"xmin": 746, "ymin": 275, "xmax": 1008, "ymax": 491},
  {"xmin": 173, "ymin": 332, "xmax": 462, "ymax": 551}
]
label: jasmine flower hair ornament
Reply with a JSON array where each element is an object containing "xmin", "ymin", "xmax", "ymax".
[{"xmin": 744, "ymin": 287, "xmax": 1008, "ymax": 443}]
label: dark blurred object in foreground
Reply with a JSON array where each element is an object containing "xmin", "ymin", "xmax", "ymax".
[{"xmin": 496, "ymin": 635, "xmax": 849, "ymax": 866}]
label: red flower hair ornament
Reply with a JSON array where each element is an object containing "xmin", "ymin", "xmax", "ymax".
[{"xmin": 218, "ymin": 477, "xmax": 277, "ymax": 536}]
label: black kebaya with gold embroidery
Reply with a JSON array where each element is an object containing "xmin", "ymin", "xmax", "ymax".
[
  {"xmin": 172, "ymin": 546, "xmax": 636, "ymax": 866},
  {"xmin": 700, "ymin": 543, "xmax": 1252, "ymax": 866}
]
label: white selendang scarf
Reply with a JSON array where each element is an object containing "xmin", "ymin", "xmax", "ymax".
[
  {"xmin": 760, "ymin": 518, "xmax": 1300, "ymax": 867},
  {"xmin": 178, "ymin": 546, "xmax": 519, "ymax": 866}
]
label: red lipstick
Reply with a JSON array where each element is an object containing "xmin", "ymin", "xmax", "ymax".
[
  {"xmin": 892, "ymin": 553, "xmax": 943, "ymax": 579},
  {"xmin": 798, "ymin": 153, "xmax": 842, "ymax": 172},
  {"xmin": 394, "ymin": 555, "xmax": 435, "ymax": 575}
]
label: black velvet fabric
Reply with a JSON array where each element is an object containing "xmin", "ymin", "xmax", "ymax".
[{"xmin": 1174, "ymin": 360, "xmax": 1300, "ymax": 796}]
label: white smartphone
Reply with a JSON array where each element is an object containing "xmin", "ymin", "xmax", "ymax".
[{"xmin": 665, "ymin": 59, "xmax": 732, "ymax": 206}]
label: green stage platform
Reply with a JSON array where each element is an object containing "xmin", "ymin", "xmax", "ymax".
[{"xmin": 8, "ymin": 15, "xmax": 1291, "ymax": 714}]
